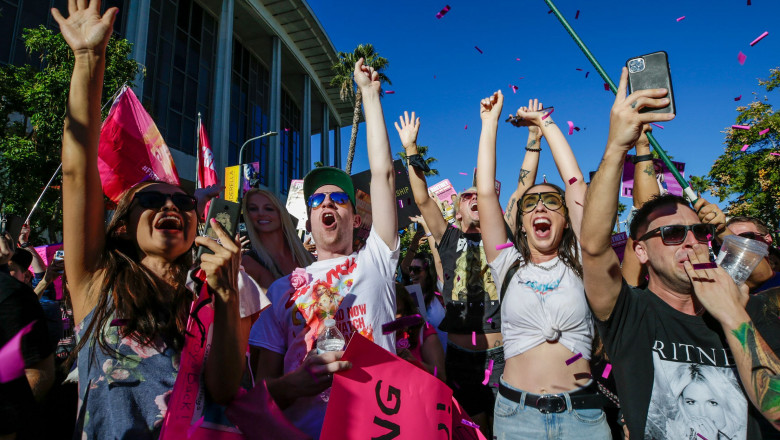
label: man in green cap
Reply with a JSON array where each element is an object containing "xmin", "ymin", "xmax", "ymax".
[{"xmin": 251, "ymin": 58, "xmax": 399, "ymax": 439}]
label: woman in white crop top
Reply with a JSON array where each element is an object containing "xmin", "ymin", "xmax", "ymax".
[{"xmin": 476, "ymin": 94, "xmax": 611, "ymax": 439}]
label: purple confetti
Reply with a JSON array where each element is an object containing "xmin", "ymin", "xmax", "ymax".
[
  {"xmin": 461, "ymin": 419, "xmax": 480, "ymax": 429},
  {"xmin": 566, "ymin": 353, "xmax": 583, "ymax": 365},
  {"xmin": 474, "ymin": 46, "xmax": 483, "ymax": 54}
]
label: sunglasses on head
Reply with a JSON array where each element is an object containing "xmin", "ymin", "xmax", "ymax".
[
  {"xmin": 638, "ymin": 223, "xmax": 715, "ymax": 245},
  {"xmin": 520, "ymin": 192, "xmax": 564, "ymax": 213},
  {"xmin": 409, "ymin": 265, "xmax": 425, "ymax": 274},
  {"xmin": 133, "ymin": 191, "xmax": 197, "ymax": 211},
  {"xmin": 307, "ymin": 191, "xmax": 350, "ymax": 209},
  {"xmin": 460, "ymin": 193, "xmax": 477, "ymax": 202}
]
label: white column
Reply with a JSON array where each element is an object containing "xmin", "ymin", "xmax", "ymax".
[
  {"xmin": 333, "ymin": 126, "xmax": 341, "ymax": 169},
  {"xmin": 212, "ymin": 0, "xmax": 234, "ymax": 182},
  {"xmin": 320, "ymin": 104, "xmax": 330, "ymax": 166},
  {"xmin": 124, "ymin": 0, "xmax": 150, "ymax": 97},
  {"xmin": 302, "ymin": 75, "xmax": 312, "ymax": 175},
  {"xmin": 268, "ymin": 36, "xmax": 282, "ymax": 194}
]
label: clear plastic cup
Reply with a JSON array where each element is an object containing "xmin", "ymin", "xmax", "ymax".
[{"xmin": 715, "ymin": 235, "xmax": 769, "ymax": 286}]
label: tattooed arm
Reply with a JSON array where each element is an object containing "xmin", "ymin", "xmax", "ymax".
[
  {"xmin": 504, "ymin": 100, "xmax": 542, "ymax": 235},
  {"xmin": 623, "ymin": 125, "xmax": 657, "ymax": 286}
]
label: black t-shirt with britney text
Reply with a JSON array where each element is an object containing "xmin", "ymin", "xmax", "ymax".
[{"xmin": 597, "ymin": 281, "xmax": 767, "ymax": 440}]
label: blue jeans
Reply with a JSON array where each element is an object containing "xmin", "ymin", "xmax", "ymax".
[{"xmin": 493, "ymin": 376, "xmax": 612, "ymax": 440}]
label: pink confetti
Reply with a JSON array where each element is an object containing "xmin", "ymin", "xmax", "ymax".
[
  {"xmin": 472, "ymin": 331, "xmax": 476, "ymax": 345},
  {"xmin": 435, "ymin": 5, "xmax": 451, "ymax": 19},
  {"xmin": 464, "ymin": 125, "xmax": 467, "ymax": 130},
  {"xmin": 187, "ymin": 416, "xmax": 205, "ymax": 438},
  {"xmin": 486, "ymin": 318, "xmax": 493, "ymax": 324},
  {"xmin": 565, "ymin": 352, "xmax": 583, "ymax": 365},
  {"xmin": 696, "ymin": 434, "xmax": 708, "ymax": 440},
  {"xmin": 650, "ymin": 123, "xmax": 665, "ymax": 129},
  {"xmin": 575, "ymin": 201, "xmax": 583, "ymax": 207},
  {"xmin": 283, "ymin": 128, "xmax": 290, "ymax": 132},
  {"xmin": 459, "ymin": 172, "xmax": 468, "ymax": 175},
  {"xmin": 385, "ymin": 91, "xmax": 395, "ymax": 94},
  {"xmin": 474, "ymin": 46, "xmax": 483, "ymax": 54},
  {"xmin": 568, "ymin": 177, "xmax": 577, "ymax": 185},
  {"xmin": 738, "ymin": 51, "xmax": 747, "ymax": 65},
  {"xmin": 732, "ymin": 125, "xmax": 751, "ymax": 130},
  {"xmin": 567, "ymin": 121, "xmax": 575, "ymax": 135},
  {"xmin": 461, "ymin": 419, "xmax": 480, "ymax": 430},
  {"xmin": 516, "ymin": 58, "xmax": 521, "ymax": 61},
  {"xmin": 575, "ymin": 10, "xmax": 580, "ymax": 19},
  {"xmin": 741, "ymin": 144, "xmax": 750, "ymax": 152},
  {"xmin": 496, "ymin": 243, "xmax": 513, "ymax": 250},
  {"xmin": 759, "ymin": 128, "xmax": 770, "ymax": 136},
  {"xmin": 676, "ymin": 16, "xmax": 685, "ymax": 22},
  {"xmin": 0, "ymin": 321, "xmax": 37, "ymax": 383},
  {"xmin": 541, "ymin": 108, "xmax": 554, "ymax": 120},
  {"xmin": 693, "ymin": 262, "xmax": 718, "ymax": 270},
  {"xmin": 604, "ymin": 83, "xmax": 610, "ymax": 91},
  {"xmin": 750, "ymin": 31, "xmax": 769, "ymax": 46},
  {"xmin": 576, "ymin": 68, "xmax": 583, "ymax": 71},
  {"xmin": 509, "ymin": 84, "xmax": 519, "ymax": 93},
  {"xmin": 770, "ymin": 152, "xmax": 780, "ymax": 156},
  {"xmin": 602, "ymin": 363, "xmax": 612, "ymax": 379},
  {"xmin": 735, "ymin": 95, "xmax": 742, "ymax": 101},
  {"xmin": 482, "ymin": 360, "xmax": 494, "ymax": 385}
]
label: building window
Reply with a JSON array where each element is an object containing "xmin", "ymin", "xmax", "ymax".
[
  {"xmin": 280, "ymin": 89, "xmax": 301, "ymax": 195},
  {"xmin": 1, "ymin": 0, "xmax": 126, "ymax": 66},
  {"xmin": 228, "ymin": 39, "xmax": 270, "ymax": 185},
  {"xmin": 143, "ymin": 0, "xmax": 216, "ymax": 155}
]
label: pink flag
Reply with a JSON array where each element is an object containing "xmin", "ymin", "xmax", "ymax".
[
  {"xmin": 0, "ymin": 321, "xmax": 37, "ymax": 383},
  {"xmin": 197, "ymin": 117, "xmax": 219, "ymax": 189},
  {"xmin": 98, "ymin": 86, "xmax": 180, "ymax": 202}
]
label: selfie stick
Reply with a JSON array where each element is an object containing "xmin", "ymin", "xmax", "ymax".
[
  {"xmin": 543, "ymin": 0, "xmax": 697, "ymax": 204},
  {"xmin": 24, "ymin": 163, "xmax": 62, "ymax": 225}
]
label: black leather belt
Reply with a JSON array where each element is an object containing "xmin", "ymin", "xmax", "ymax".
[{"xmin": 498, "ymin": 383, "xmax": 606, "ymax": 414}]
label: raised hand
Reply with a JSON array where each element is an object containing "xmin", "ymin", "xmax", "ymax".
[
  {"xmin": 511, "ymin": 98, "xmax": 548, "ymax": 128},
  {"xmin": 693, "ymin": 198, "xmax": 726, "ymax": 235},
  {"xmin": 394, "ymin": 111, "xmax": 420, "ymax": 151},
  {"xmin": 51, "ymin": 0, "xmax": 117, "ymax": 54},
  {"xmin": 480, "ymin": 91, "xmax": 504, "ymax": 122},
  {"xmin": 683, "ymin": 243, "xmax": 747, "ymax": 323},
  {"xmin": 607, "ymin": 68, "xmax": 675, "ymax": 151},
  {"xmin": 195, "ymin": 219, "xmax": 242, "ymax": 303},
  {"xmin": 18, "ymin": 224, "xmax": 30, "ymax": 246},
  {"xmin": 353, "ymin": 58, "xmax": 381, "ymax": 96}
]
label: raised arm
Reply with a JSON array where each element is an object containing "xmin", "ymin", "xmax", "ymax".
[
  {"xmin": 581, "ymin": 68, "xmax": 674, "ymax": 320},
  {"xmin": 622, "ymin": 125, "xmax": 657, "ymax": 286},
  {"xmin": 354, "ymin": 59, "xmax": 396, "ymax": 248},
  {"xmin": 475, "ymin": 91, "xmax": 507, "ymax": 264},
  {"xmin": 396, "ymin": 113, "xmax": 448, "ymax": 243},
  {"xmin": 53, "ymin": 2, "xmax": 118, "ymax": 324},
  {"xmin": 411, "ymin": 215, "xmax": 444, "ymax": 283},
  {"xmin": 504, "ymin": 99, "xmax": 542, "ymax": 234}
]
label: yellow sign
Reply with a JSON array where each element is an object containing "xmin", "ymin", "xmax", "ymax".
[{"xmin": 224, "ymin": 165, "xmax": 240, "ymax": 202}]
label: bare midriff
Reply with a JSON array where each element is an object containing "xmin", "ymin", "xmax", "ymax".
[
  {"xmin": 502, "ymin": 342, "xmax": 592, "ymax": 394},
  {"xmin": 448, "ymin": 331, "xmax": 504, "ymax": 351}
]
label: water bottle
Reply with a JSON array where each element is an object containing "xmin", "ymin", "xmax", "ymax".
[{"xmin": 316, "ymin": 319, "xmax": 344, "ymax": 402}]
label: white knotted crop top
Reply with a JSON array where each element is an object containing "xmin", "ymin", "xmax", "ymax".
[{"xmin": 489, "ymin": 244, "xmax": 594, "ymax": 361}]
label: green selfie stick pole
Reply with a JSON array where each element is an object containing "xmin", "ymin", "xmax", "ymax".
[{"xmin": 543, "ymin": 0, "xmax": 697, "ymax": 204}]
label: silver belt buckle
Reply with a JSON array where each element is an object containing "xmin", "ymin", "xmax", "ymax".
[{"xmin": 536, "ymin": 394, "xmax": 566, "ymax": 414}]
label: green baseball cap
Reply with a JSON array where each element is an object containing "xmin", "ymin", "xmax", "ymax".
[{"xmin": 303, "ymin": 167, "xmax": 356, "ymax": 207}]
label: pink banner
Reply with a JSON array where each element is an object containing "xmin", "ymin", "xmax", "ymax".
[
  {"xmin": 621, "ymin": 154, "xmax": 685, "ymax": 198},
  {"xmin": 321, "ymin": 333, "xmax": 485, "ymax": 440},
  {"xmin": 98, "ymin": 86, "xmax": 180, "ymax": 202},
  {"xmin": 33, "ymin": 244, "xmax": 63, "ymax": 300},
  {"xmin": 0, "ymin": 321, "xmax": 37, "ymax": 383}
]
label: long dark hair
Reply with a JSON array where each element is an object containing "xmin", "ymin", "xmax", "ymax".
[
  {"xmin": 72, "ymin": 181, "xmax": 195, "ymax": 363},
  {"xmin": 513, "ymin": 183, "xmax": 582, "ymax": 278},
  {"xmin": 412, "ymin": 252, "xmax": 438, "ymax": 306}
]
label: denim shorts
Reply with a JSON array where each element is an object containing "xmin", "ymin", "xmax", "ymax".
[
  {"xmin": 445, "ymin": 342, "xmax": 505, "ymax": 417},
  {"xmin": 493, "ymin": 376, "xmax": 612, "ymax": 440}
]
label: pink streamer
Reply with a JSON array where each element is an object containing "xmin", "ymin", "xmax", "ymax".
[
  {"xmin": 741, "ymin": 144, "xmax": 750, "ymax": 152},
  {"xmin": 738, "ymin": 51, "xmax": 747, "ymax": 65},
  {"xmin": 567, "ymin": 121, "xmax": 575, "ymax": 135},
  {"xmin": 732, "ymin": 125, "xmax": 751, "ymax": 130},
  {"xmin": 602, "ymin": 363, "xmax": 612, "ymax": 379},
  {"xmin": 0, "ymin": 320, "xmax": 37, "ymax": 383},
  {"xmin": 472, "ymin": 331, "xmax": 476, "ymax": 346},
  {"xmin": 759, "ymin": 128, "xmax": 770, "ymax": 136},
  {"xmin": 495, "ymin": 243, "xmax": 513, "ymax": 250},
  {"xmin": 541, "ymin": 108, "xmax": 554, "ymax": 120},
  {"xmin": 568, "ymin": 177, "xmax": 578, "ymax": 185},
  {"xmin": 461, "ymin": 419, "xmax": 480, "ymax": 430},
  {"xmin": 464, "ymin": 125, "xmax": 468, "ymax": 130},
  {"xmin": 509, "ymin": 84, "xmax": 519, "ymax": 94},
  {"xmin": 486, "ymin": 318, "xmax": 493, "ymax": 324},
  {"xmin": 459, "ymin": 172, "xmax": 468, "ymax": 175},
  {"xmin": 385, "ymin": 91, "xmax": 395, "ymax": 94},
  {"xmin": 697, "ymin": 434, "xmax": 709, "ymax": 440},
  {"xmin": 651, "ymin": 123, "xmax": 665, "ymax": 129},
  {"xmin": 482, "ymin": 359, "xmax": 495, "ymax": 385},
  {"xmin": 575, "ymin": 10, "xmax": 580, "ymax": 19},
  {"xmin": 693, "ymin": 262, "xmax": 717, "ymax": 270},
  {"xmin": 565, "ymin": 352, "xmax": 583, "ymax": 365},
  {"xmin": 435, "ymin": 5, "xmax": 451, "ymax": 19},
  {"xmin": 770, "ymin": 152, "xmax": 780, "ymax": 156},
  {"xmin": 735, "ymin": 95, "xmax": 742, "ymax": 101},
  {"xmin": 676, "ymin": 16, "xmax": 686, "ymax": 22},
  {"xmin": 750, "ymin": 31, "xmax": 769, "ymax": 46}
]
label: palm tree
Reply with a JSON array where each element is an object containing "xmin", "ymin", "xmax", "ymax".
[
  {"xmin": 330, "ymin": 44, "xmax": 391, "ymax": 174},
  {"xmin": 396, "ymin": 145, "xmax": 439, "ymax": 177},
  {"xmin": 687, "ymin": 175, "xmax": 711, "ymax": 198}
]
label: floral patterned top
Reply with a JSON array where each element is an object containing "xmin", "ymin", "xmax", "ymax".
[{"xmin": 74, "ymin": 308, "xmax": 179, "ymax": 440}]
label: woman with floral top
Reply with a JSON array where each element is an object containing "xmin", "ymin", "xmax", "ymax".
[{"xmin": 56, "ymin": 1, "xmax": 248, "ymax": 438}]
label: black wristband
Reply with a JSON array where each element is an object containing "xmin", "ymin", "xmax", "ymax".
[
  {"xmin": 18, "ymin": 242, "xmax": 30, "ymax": 248},
  {"xmin": 632, "ymin": 154, "xmax": 653, "ymax": 164},
  {"xmin": 525, "ymin": 147, "xmax": 541, "ymax": 152},
  {"xmin": 407, "ymin": 154, "xmax": 430, "ymax": 172}
]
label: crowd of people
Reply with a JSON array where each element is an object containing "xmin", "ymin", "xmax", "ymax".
[{"xmin": 1, "ymin": 2, "xmax": 779, "ymax": 439}]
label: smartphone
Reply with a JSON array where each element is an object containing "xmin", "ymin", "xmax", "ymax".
[
  {"xmin": 626, "ymin": 51, "xmax": 675, "ymax": 114},
  {"xmin": 196, "ymin": 198, "xmax": 241, "ymax": 260},
  {"xmin": 505, "ymin": 107, "xmax": 555, "ymax": 126},
  {"xmin": 54, "ymin": 250, "xmax": 65, "ymax": 261}
]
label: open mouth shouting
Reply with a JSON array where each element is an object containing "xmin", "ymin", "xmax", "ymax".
[
  {"xmin": 154, "ymin": 213, "xmax": 184, "ymax": 232},
  {"xmin": 532, "ymin": 217, "xmax": 552, "ymax": 239},
  {"xmin": 321, "ymin": 211, "xmax": 338, "ymax": 229}
]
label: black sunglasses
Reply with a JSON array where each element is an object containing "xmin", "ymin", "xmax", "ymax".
[
  {"xmin": 738, "ymin": 231, "xmax": 766, "ymax": 242},
  {"xmin": 307, "ymin": 192, "xmax": 350, "ymax": 209},
  {"xmin": 408, "ymin": 266, "xmax": 425, "ymax": 274},
  {"xmin": 638, "ymin": 223, "xmax": 715, "ymax": 245},
  {"xmin": 133, "ymin": 191, "xmax": 197, "ymax": 211}
]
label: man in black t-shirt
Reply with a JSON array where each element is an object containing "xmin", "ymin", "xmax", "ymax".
[
  {"xmin": 580, "ymin": 70, "xmax": 779, "ymax": 439},
  {"xmin": 0, "ymin": 233, "xmax": 55, "ymax": 439}
]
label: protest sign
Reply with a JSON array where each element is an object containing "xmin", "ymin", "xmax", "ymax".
[
  {"xmin": 286, "ymin": 179, "xmax": 307, "ymax": 231},
  {"xmin": 351, "ymin": 160, "xmax": 420, "ymax": 230},
  {"xmin": 98, "ymin": 86, "xmax": 179, "ymax": 202},
  {"xmin": 404, "ymin": 284, "xmax": 427, "ymax": 321},
  {"xmin": 322, "ymin": 333, "xmax": 483, "ymax": 440},
  {"xmin": 429, "ymin": 179, "xmax": 457, "ymax": 224},
  {"xmin": 224, "ymin": 162, "xmax": 261, "ymax": 202},
  {"xmin": 611, "ymin": 232, "xmax": 629, "ymax": 262},
  {"xmin": 33, "ymin": 244, "xmax": 63, "ymax": 300},
  {"xmin": 621, "ymin": 155, "xmax": 685, "ymax": 198}
]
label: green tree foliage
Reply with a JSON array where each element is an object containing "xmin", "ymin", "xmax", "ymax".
[
  {"xmin": 330, "ymin": 44, "xmax": 390, "ymax": 174},
  {"xmin": 0, "ymin": 26, "xmax": 139, "ymax": 243},
  {"xmin": 709, "ymin": 67, "xmax": 780, "ymax": 240},
  {"xmin": 396, "ymin": 144, "xmax": 439, "ymax": 177},
  {"xmin": 399, "ymin": 225, "xmax": 430, "ymax": 268},
  {"xmin": 686, "ymin": 174, "xmax": 711, "ymax": 198}
]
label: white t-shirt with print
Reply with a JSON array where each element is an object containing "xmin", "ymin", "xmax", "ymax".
[{"xmin": 249, "ymin": 227, "xmax": 399, "ymax": 439}]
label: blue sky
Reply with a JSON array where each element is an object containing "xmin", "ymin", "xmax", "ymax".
[{"xmin": 309, "ymin": 0, "xmax": 779, "ymax": 214}]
